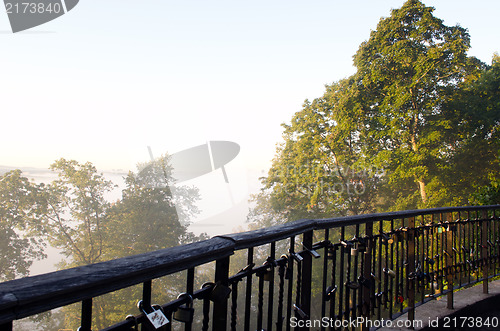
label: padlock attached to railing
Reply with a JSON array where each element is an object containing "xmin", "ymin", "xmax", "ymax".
[
  {"xmin": 173, "ymin": 293, "xmax": 194, "ymax": 323},
  {"xmin": 325, "ymin": 285, "xmax": 337, "ymax": 301},
  {"xmin": 293, "ymin": 304, "xmax": 308, "ymax": 319},
  {"xmin": 209, "ymin": 281, "xmax": 232, "ymax": 303},
  {"xmin": 137, "ymin": 300, "xmax": 169, "ymax": 329}
]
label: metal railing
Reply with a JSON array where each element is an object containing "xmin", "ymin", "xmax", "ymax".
[{"xmin": 1, "ymin": 205, "xmax": 499, "ymax": 330}]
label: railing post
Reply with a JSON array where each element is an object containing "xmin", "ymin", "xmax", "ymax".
[
  {"xmin": 213, "ymin": 256, "xmax": 231, "ymax": 331},
  {"xmin": 445, "ymin": 213, "xmax": 454, "ymax": 309},
  {"xmin": 142, "ymin": 280, "xmax": 153, "ymax": 331},
  {"xmin": 482, "ymin": 210, "xmax": 489, "ymax": 294},
  {"xmin": 299, "ymin": 230, "xmax": 313, "ymax": 331},
  {"xmin": 79, "ymin": 298, "xmax": 93, "ymax": 331},
  {"xmin": 362, "ymin": 222, "xmax": 373, "ymax": 331},
  {"xmin": 407, "ymin": 217, "xmax": 416, "ymax": 326}
]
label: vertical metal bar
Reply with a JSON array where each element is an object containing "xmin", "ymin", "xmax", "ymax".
[
  {"xmin": 257, "ymin": 270, "xmax": 265, "ymax": 331},
  {"xmin": 361, "ymin": 222, "xmax": 373, "ymax": 331},
  {"xmin": 329, "ymin": 240, "xmax": 337, "ymax": 324},
  {"xmin": 300, "ymin": 230, "xmax": 313, "ymax": 330},
  {"xmin": 377, "ymin": 221, "xmax": 382, "ymax": 320},
  {"xmin": 213, "ymin": 256, "xmax": 230, "ymax": 331},
  {"xmin": 267, "ymin": 241, "xmax": 276, "ymax": 331},
  {"xmin": 482, "ymin": 209, "xmax": 489, "ymax": 294},
  {"xmin": 320, "ymin": 229, "xmax": 329, "ymax": 331},
  {"xmin": 345, "ymin": 239, "xmax": 352, "ymax": 320},
  {"xmin": 276, "ymin": 260, "xmax": 286, "ymax": 331},
  {"xmin": 143, "ymin": 280, "xmax": 152, "ymax": 331},
  {"xmin": 285, "ymin": 236, "xmax": 295, "ymax": 331},
  {"xmin": 338, "ymin": 227, "xmax": 345, "ymax": 320},
  {"xmin": 352, "ymin": 224, "xmax": 360, "ymax": 320},
  {"xmin": 467, "ymin": 210, "xmax": 472, "ymax": 284},
  {"xmin": 389, "ymin": 219, "xmax": 394, "ymax": 318},
  {"xmin": 231, "ymin": 282, "xmax": 238, "ymax": 331},
  {"xmin": 398, "ymin": 218, "xmax": 404, "ymax": 313},
  {"xmin": 407, "ymin": 217, "xmax": 416, "ymax": 325},
  {"xmin": 186, "ymin": 268, "xmax": 195, "ymax": 331},
  {"xmin": 445, "ymin": 212, "xmax": 454, "ymax": 309},
  {"xmin": 420, "ymin": 215, "xmax": 425, "ymax": 304},
  {"xmin": 244, "ymin": 247, "xmax": 253, "ymax": 331},
  {"xmin": 80, "ymin": 298, "xmax": 93, "ymax": 331}
]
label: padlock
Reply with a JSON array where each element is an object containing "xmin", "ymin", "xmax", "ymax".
[
  {"xmin": 293, "ymin": 304, "xmax": 308, "ymax": 319},
  {"xmin": 327, "ymin": 246, "xmax": 337, "ymax": 259},
  {"xmin": 263, "ymin": 268, "xmax": 273, "ymax": 281},
  {"xmin": 391, "ymin": 233, "xmax": 399, "ymax": 244},
  {"xmin": 356, "ymin": 237, "xmax": 367, "ymax": 253},
  {"xmin": 291, "ymin": 252, "xmax": 304, "ymax": 263},
  {"xmin": 302, "ymin": 242, "xmax": 321, "ymax": 258},
  {"xmin": 209, "ymin": 282, "xmax": 232, "ymax": 303},
  {"xmin": 383, "ymin": 268, "xmax": 396, "ymax": 278},
  {"xmin": 345, "ymin": 281, "xmax": 360, "ymax": 290},
  {"xmin": 380, "ymin": 232, "xmax": 390, "ymax": 245},
  {"xmin": 325, "ymin": 285, "xmax": 337, "ymax": 301},
  {"xmin": 351, "ymin": 245, "xmax": 358, "ymax": 256},
  {"xmin": 125, "ymin": 315, "xmax": 138, "ymax": 331},
  {"xmin": 173, "ymin": 293, "xmax": 194, "ymax": 323},
  {"xmin": 137, "ymin": 300, "xmax": 169, "ymax": 329},
  {"xmin": 395, "ymin": 294, "xmax": 404, "ymax": 304},
  {"xmin": 358, "ymin": 276, "xmax": 373, "ymax": 289}
]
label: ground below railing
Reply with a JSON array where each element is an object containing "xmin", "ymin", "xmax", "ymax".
[{"xmin": 380, "ymin": 279, "xmax": 500, "ymax": 330}]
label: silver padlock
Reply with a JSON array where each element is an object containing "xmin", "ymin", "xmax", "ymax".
[{"xmin": 137, "ymin": 300, "xmax": 169, "ymax": 329}]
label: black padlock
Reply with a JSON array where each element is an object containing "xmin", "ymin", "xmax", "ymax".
[
  {"xmin": 325, "ymin": 285, "xmax": 337, "ymax": 301},
  {"xmin": 125, "ymin": 315, "xmax": 138, "ymax": 331},
  {"xmin": 173, "ymin": 293, "xmax": 194, "ymax": 323},
  {"xmin": 345, "ymin": 281, "xmax": 360, "ymax": 290},
  {"xmin": 358, "ymin": 276, "xmax": 373, "ymax": 289},
  {"xmin": 357, "ymin": 237, "xmax": 367, "ymax": 253},
  {"xmin": 209, "ymin": 282, "xmax": 232, "ymax": 303},
  {"xmin": 293, "ymin": 304, "xmax": 308, "ymax": 319}
]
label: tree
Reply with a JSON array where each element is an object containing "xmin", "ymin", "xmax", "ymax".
[
  {"xmin": 254, "ymin": 0, "xmax": 499, "ymax": 224},
  {"xmin": 258, "ymin": 78, "xmax": 381, "ymax": 222},
  {"xmin": 33, "ymin": 158, "xmax": 115, "ymax": 267},
  {"xmin": 352, "ymin": 0, "xmax": 485, "ymax": 209},
  {"xmin": 0, "ymin": 170, "xmax": 46, "ymax": 281}
]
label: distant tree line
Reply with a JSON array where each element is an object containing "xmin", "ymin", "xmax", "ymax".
[{"xmin": 0, "ymin": 156, "xmax": 207, "ymax": 329}]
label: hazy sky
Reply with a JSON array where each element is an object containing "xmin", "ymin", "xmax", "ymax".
[{"xmin": 1, "ymin": 0, "xmax": 499, "ymax": 174}]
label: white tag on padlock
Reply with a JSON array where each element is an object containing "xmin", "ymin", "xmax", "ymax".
[{"xmin": 146, "ymin": 310, "xmax": 169, "ymax": 329}]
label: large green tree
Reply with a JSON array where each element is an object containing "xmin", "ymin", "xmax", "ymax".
[
  {"xmin": 352, "ymin": 0, "xmax": 486, "ymax": 209},
  {"xmin": 253, "ymin": 0, "xmax": 499, "ymax": 226}
]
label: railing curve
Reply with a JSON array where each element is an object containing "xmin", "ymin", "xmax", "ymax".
[{"xmin": 0, "ymin": 205, "xmax": 499, "ymax": 330}]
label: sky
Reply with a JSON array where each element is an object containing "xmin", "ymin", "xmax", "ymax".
[{"xmin": 1, "ymin": 0, "xmax": 499, "ymax": 234}]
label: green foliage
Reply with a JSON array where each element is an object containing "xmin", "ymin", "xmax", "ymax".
[
  {"xmin": 0, "ymin": 170, "xmax": 46, "ymax": 281},
  {"xmin": 252, "ymin": 0, "xmax": 500, "ymax": 227}
]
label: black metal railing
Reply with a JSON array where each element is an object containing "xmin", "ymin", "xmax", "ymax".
[{"xmin": 1, "ymin": 205, "xmax": 499, "ymax": 330}]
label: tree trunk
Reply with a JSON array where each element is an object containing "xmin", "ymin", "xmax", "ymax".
[{"xmin": 417, "ymin": 179, "xmax": 427, "ymax": 205}]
